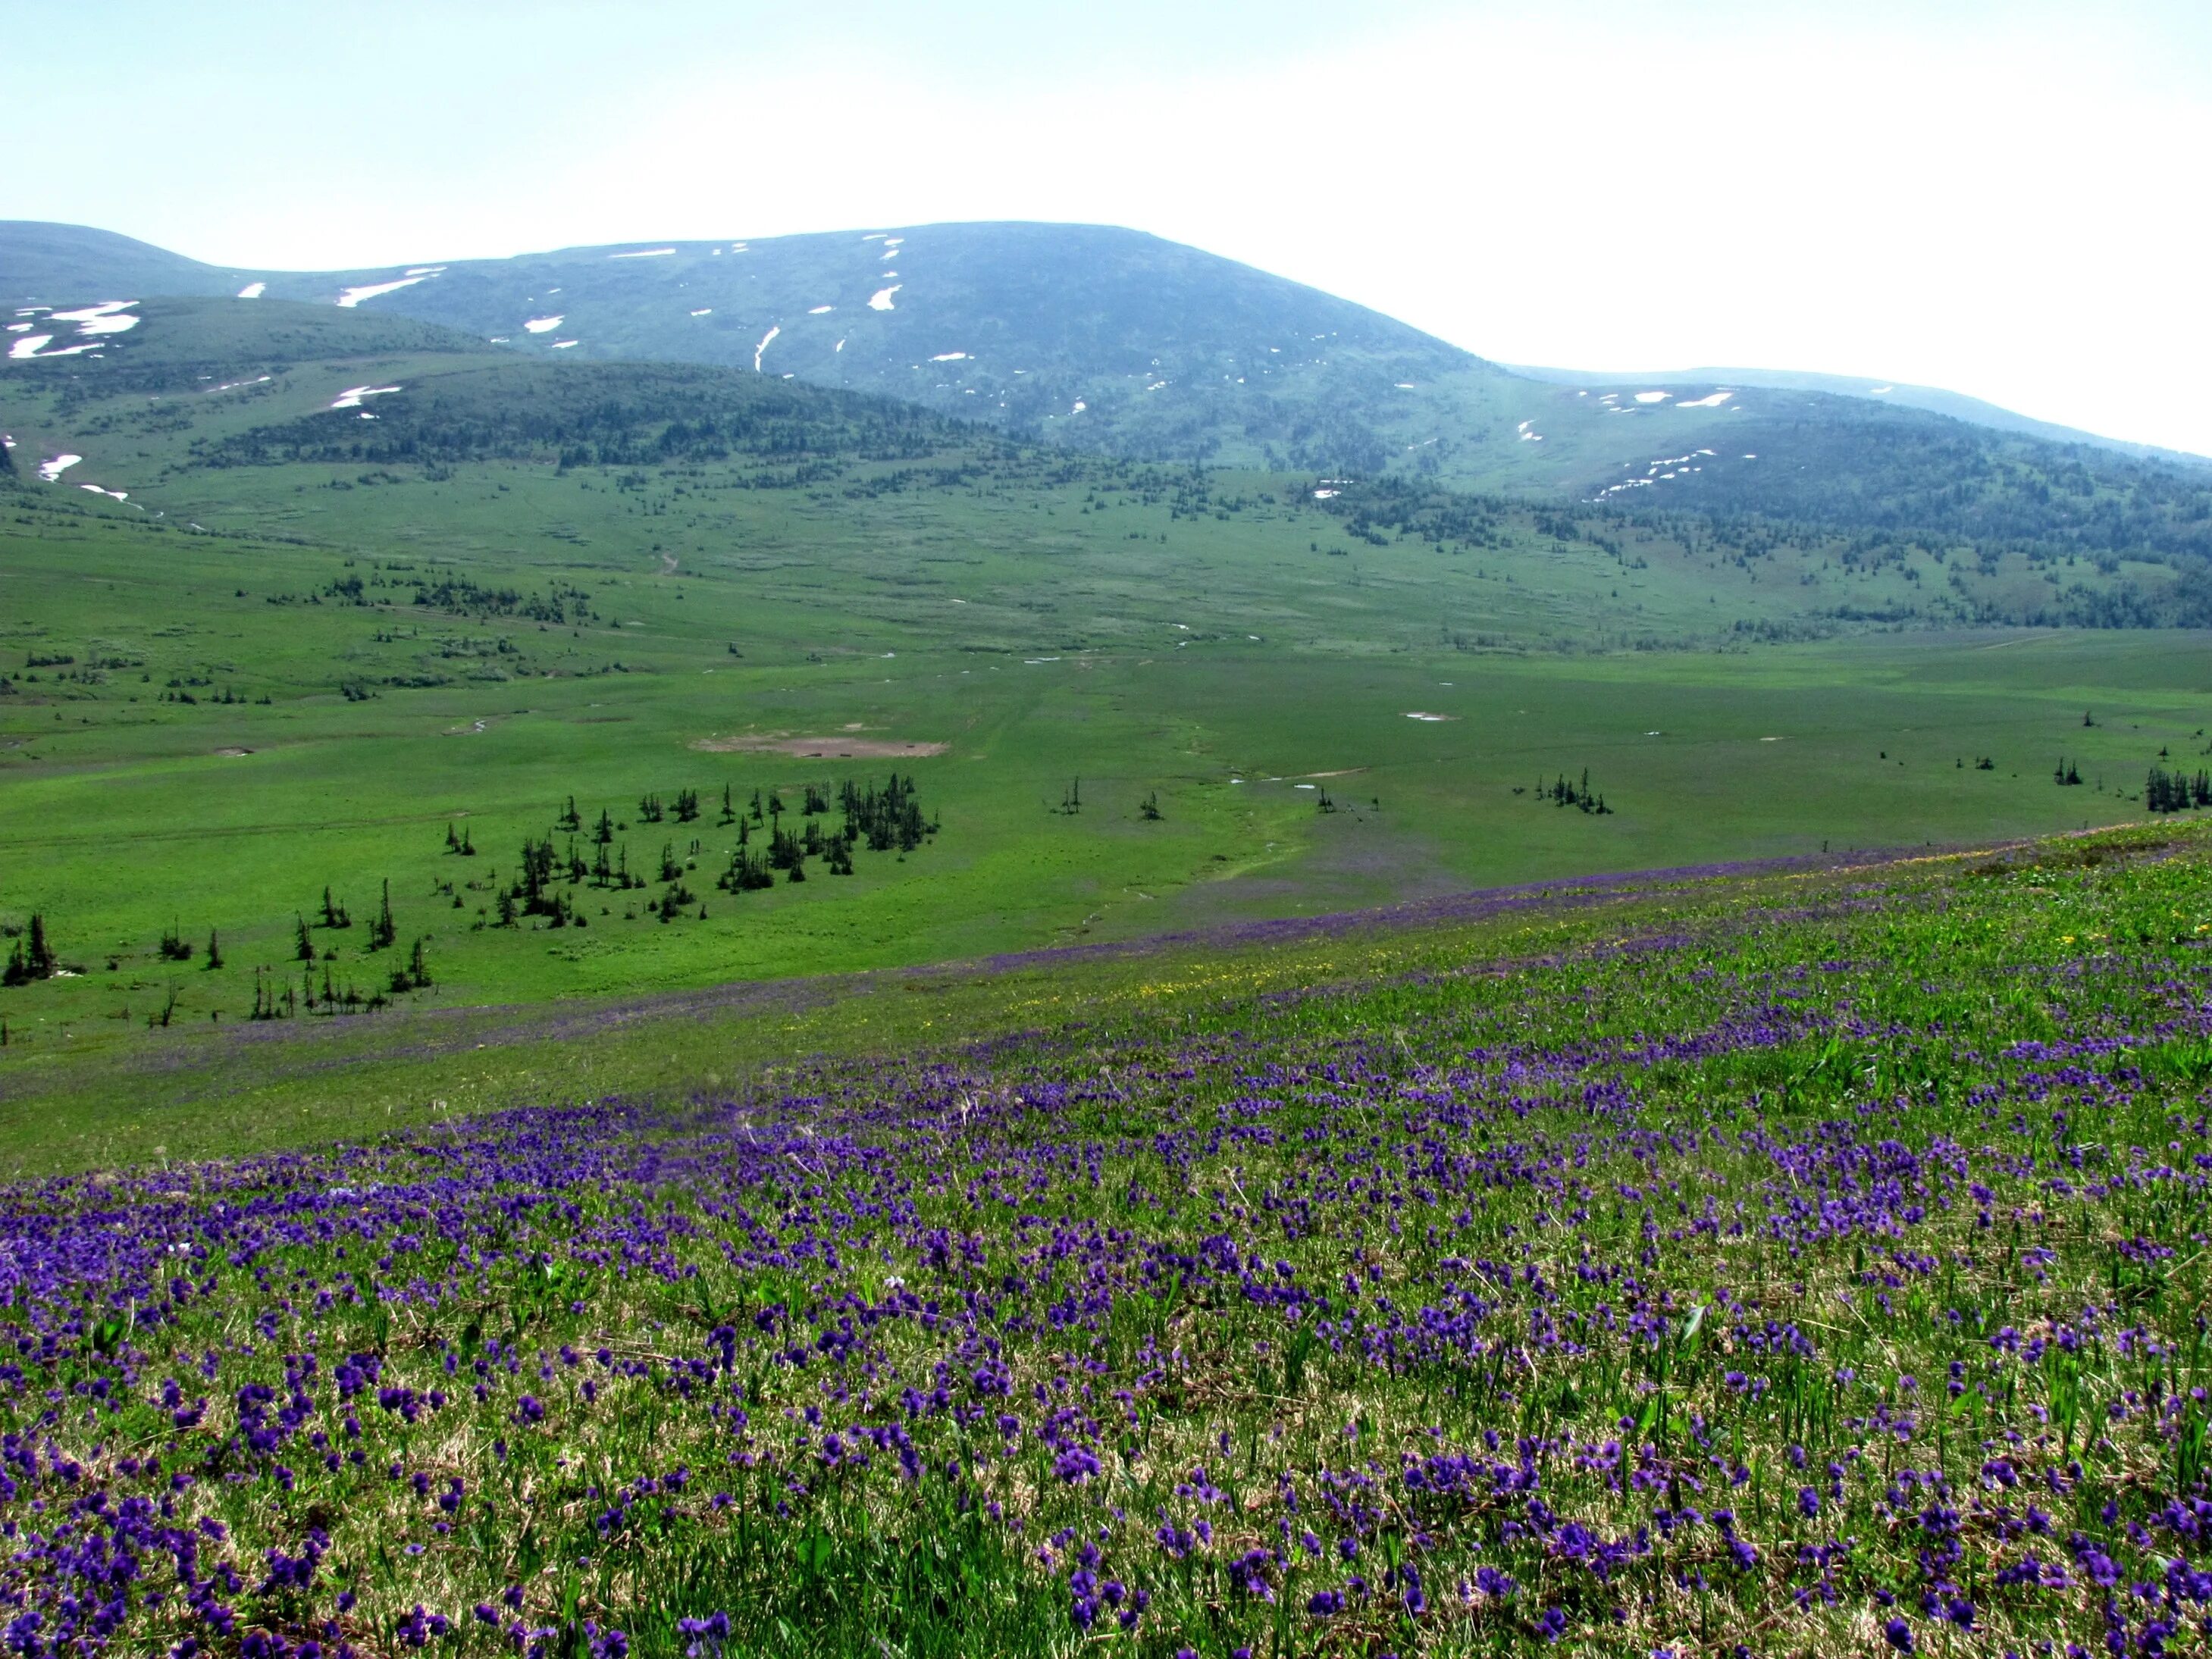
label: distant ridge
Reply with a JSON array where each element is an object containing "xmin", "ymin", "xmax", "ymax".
[
  {"xmin": 1506, "ymin": 362, "xmax": 2205, "ymax": 467},
  {"xmin": 5, "ymin": 219, "xmax": 2207, "ymax": 518}
]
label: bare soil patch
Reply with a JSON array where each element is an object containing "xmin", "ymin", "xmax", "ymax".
[{"xmin": 694, "ymin": 734, "xmax": 948, "ymax": 759}]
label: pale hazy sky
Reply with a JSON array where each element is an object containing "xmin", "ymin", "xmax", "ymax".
[{"xmin": 9, "ymin": 1, "xmax": 2210, "ymax": 454}]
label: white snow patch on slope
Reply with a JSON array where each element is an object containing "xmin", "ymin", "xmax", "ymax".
[
  {"xmin": 834, "ymin": 337, "xmax": 847, "ymax": 352},
  {"xmin": 329, "ymin": 384, "xmax": 401, "ymax": 409},
  {"xmin": 39, "ymin": 455, "xmax": 83, "ymax": 481},
  {"xmin": 405, "ymin": 267, "xmax": 446, "ymax": 277},
  {"xmin": 522, "ymin": 315, "xmax": 564, "ymax": 333},
  {"xmin": 551, "ymin": 340, "xmax": 579, "ymax": 349},
  {"xmin": 691, "ymin": 308, "xmax": 713, "ymax": 317},
  {"xmin": 929, "ymin": 351, "xmax": 967, "ymax": 362},
  {"xmin": 45, "ymin": 301, "xmax": 140, "ymax": 338},
  {"xmin": 754, "ymin": 325, "xmax": 780, "ymax": 371},
  {"xmin": 80, "ymin": 484, "xmax": 127, "ymax": 499},
  {"xmin": 1633, "ymin": 390, "xmax": 1671, "ymax": 404},
  {"xmin": 1071, "ymin": 400, "xmax": 1086, "ymax": 414},
  {"xmin": 337, "ymin": 275, "xmax": 430, "ymax": 308},
  {"xmin": 808, "ymin": 305, "xmax": 833, "ymax": 314},
  {"xmin": 8, "ymin": 336, "xmax": 55, "ymax": 358},
  {"xmin": 4, "ymin": 324, "xmax": 28, "ymax": 333},
  {"xmin": 868, "ymin": 286, "xmax": 901, "ymax": 311},
  {"xmin": 237, "ymin": 282, "xmax": 266, "ymax": 299},
  {"xmin": 1673, "ymin": 390, "xmax": 1734, "ymax": 408},
  {"xmin": 609, "ymin": 248, "xmax": 676, "ymax": 259}
]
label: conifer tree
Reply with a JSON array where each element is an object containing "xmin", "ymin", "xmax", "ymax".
[
  {"xmin": 204, "ymin": 929, "xmax": 222, "ymax": 970},
  {"xmin": 295, "ymin": 913, "xmax": 315, "ymax": 963}
]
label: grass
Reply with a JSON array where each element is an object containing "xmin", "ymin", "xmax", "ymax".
[{"xmin": 2, "ymin": 821, "xmax": 2209, "ymax": 1656}]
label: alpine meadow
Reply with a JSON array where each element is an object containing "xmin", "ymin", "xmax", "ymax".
[{"xmin": 5, "ymin": 23, "xmax": 2212, "ymax": 1653}]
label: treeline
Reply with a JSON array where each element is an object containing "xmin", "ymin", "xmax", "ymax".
[
  {"xmin": 322, "ymin": 573, "xmax": 594, "ymax": 624},
  {"xmin": 1299, "ymin": 473, "xmax": 1517, "ymax": 556},
  {"xmin": 465, "ymin": 775, "xmax": 940, "ymax": 931},
  {"xmin": 192, "ymin": 363, "xmax": 978, "ymax": 472},
  {"xmin": 2146, "ymin": 766, "xmax": 2212, "ymax": 813},
  {"xmin": 1529, "ymin": 769, "xmax": 1612, "ymax": 815}
]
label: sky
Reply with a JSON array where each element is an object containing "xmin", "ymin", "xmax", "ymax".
[{"xmin": 9, "ymin": 0, "xmax": 2211, "ymax": 455}]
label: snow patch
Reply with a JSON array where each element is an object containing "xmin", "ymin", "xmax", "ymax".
[
  {"xmin": 609, "ymin": 247, "xmax": 676, "ymax": 259},
  {"xmin": 38, "ymin": 455, "xmax": 82, "ymax": 481},
  {"xmin": 337, "ymin": 275, "xmax": 430, "ymax": 308},
  {"xmin": 1673, "ymin": 390, "xmax": 1734, "ymax": 408},
  {"xmin": 329, "ymin": 384, "xmax": 401, "ymax": 409},
  {"xmin": 49, "ymin": 301, "xmax": 140, "ymax": 336},
  {"xmin": 690, "ymin": 308, "xmax": 713, "ymax": 317},
  {"xmin": 868, "ymin": 286, "xmax": 901, "ymax": 311},
  {"xmin": 80, "ymin": 484, "xmax": 127, "ymax": 500},
  {"xmin": 4, "ymin": 323, "xmax": 27, "ymax": 333},
  {"xmin": 1313, "ymin": 488, "xmax": 1339, "ymax": 499},
  {"xmin": 1869, "ymin": 385, "xmax": 1894, "ymax": 395},
  {"xmin": 834, "ymin": 337, "xmax": 847, "ymax": 352},
  {"xmin": 808, "ymin": 305, "xmax": 833, "ymax": 314},
  {"xmin": 754, "ymin": 325, "xmax": 780, "ymax": 371},
  {"xmin": 1070, "ymin": 400, "xmax": 1086, "ymax": 414},
  {"xmin": 522, "ymin": 315, "xmax": 564, "ymax": 333},
  {"xmin": 929, "ymin": 351, "xmax": 968, "ymax": 362},
  {"xmin": 237, "ymin": 281, "xmax": 266, "ymax": 299},
  {"xmin": 405, "ymin": 266, "xmax": 446, "ymax": 277},
  {"xmin": 551, "ymin": 340, "xmax": 579, "ymax": 349},
  {"xmin": 1633, "ymin": 390, "xmax": 1671, "ymax": 404},
  {"xmin": 8, "ymin": 335, "xmax": 55, "ymax": 358}
]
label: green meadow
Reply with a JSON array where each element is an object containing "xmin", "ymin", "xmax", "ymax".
[{"xmin": 2, "ymin": 299, "xmax": 2207, "ymax": 1133}]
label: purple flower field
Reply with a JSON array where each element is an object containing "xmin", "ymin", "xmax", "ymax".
[{"xmin": 3, "ymin": 832, "xmax": 2210, "ymax": 1656}]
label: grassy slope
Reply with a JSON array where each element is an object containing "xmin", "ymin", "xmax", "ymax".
[{"xmin": 0, "ymin": 828, "xmax": 2209, "ymax": 1654}]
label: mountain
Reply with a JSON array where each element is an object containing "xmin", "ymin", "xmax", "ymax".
[{"xmin": 8, "ymin": 219, "xmax": 2212, "ymax": 573}]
